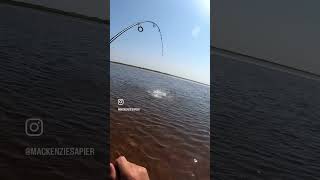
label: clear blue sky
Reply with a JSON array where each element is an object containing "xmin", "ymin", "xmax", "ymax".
[{"xmin": 110, "ymin": 0, "xmax": 210, "ymax": 85}]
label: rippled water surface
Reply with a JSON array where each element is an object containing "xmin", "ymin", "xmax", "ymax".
[
  {"xmin": 0, "ymin": 4, "xmax": 107, "ymax": 180},
  {"xmin": 213, "ymin": 54, "xmax": 320, "ymax": 179},
  {"xmin": 110, "ymin": 62, "xmax": 210, "ymax": 180}
]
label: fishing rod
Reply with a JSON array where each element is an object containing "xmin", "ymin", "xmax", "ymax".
[{"xmin": 110, "ymin": 21, "xmax": 164, "ymax": 56}]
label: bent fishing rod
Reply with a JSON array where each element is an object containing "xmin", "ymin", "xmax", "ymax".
[{"xmin": 109, "ymin": 21, "xmax": 164, "ymax": 56}]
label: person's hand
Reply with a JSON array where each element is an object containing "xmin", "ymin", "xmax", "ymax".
[{"xmin": 110, "ymin": 156, "xmax": 150, "ymax": 180}]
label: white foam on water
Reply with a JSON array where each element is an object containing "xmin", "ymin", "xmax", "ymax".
[
  {"xmin": 193, "ymin": 158, "xmax": 198, "ymax": 163},
  {"xmin": 149, "ymin": 89, "xmax": 167, "ymax": 99}
]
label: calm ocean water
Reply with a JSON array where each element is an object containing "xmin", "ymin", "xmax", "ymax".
[
  {"xmin": 0, "ymin": 4, "xmax": 108, "ymax": 180},
  {"xmin": 110, "ymin": 62, "xmax": 210, "ymax": 180},
  {"xmin": 213, "ymin": 54, "xmax": 320, "ymax": 179}
]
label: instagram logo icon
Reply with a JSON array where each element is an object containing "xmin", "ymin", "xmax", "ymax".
[
  {"xmin": 118, "ymin": 99, "xmax": 124, "ymax": 106},
  {"xmin": 25, "ymin": 118, "xmax": 43, "ymax": 137}
]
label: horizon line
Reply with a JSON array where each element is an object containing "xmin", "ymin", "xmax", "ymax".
[
  {"xmin": 0, "ymin": 0, "xmax": 109, "ymax": 24},
  {"xmin": 212, "ymin": 46, "xmax": 320, "ymax": 81},
  {"xmin": 110, "ymin": 60, "xmax": 210, "ymax": 86}
]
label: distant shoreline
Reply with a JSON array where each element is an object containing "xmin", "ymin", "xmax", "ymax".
[
  {"xmin": 111, "ymin": 61, "xmax": 210, "ymax": 87},
  {"xmin": 0, "ymin": 0, "xmax": 109, "ymax": 24},
  {"xmin": 212, "ymin": 46, "xmax": 320, "ymax": 81}
]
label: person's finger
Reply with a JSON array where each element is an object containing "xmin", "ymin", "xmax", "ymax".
[
  {"xmin": 115, "ymin": 156, "xmax": 130, "ymax": 175},
  {"xmin": 109, "ymin": 163, "xmax": 117, "ymax": 180},
  {"xmin": 115, "ymin": 156, "xmax": 128, "ymax": 167}
]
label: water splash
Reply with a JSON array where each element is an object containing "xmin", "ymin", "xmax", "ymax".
[
  {"xmin": 148, "ymin": 89, "xmax": 167, "ymax": 99},
  {"xmin": 192, "ymin": 158, "xmax": 199, "ymax": 179},
  {"xmin": 194, "ymin": 158, "xmax": 198, "ymax": 163}
]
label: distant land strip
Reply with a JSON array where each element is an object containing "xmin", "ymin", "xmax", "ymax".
[
  {"xmin": 110, "ymin": 61, "xmax": 210, "ymax": 86},
  {"xmin": 211, "ymin": 46, "xmax": 320, "ymax": 81},
  {"xmin": 0, "ymin": 0, "xmax": 109, "ymax": 24}
]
